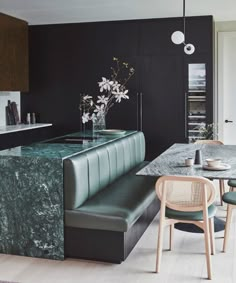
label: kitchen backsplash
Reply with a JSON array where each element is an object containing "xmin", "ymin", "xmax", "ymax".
[{"xmin": 0, "ymin": 92, "xmax": 21, "ymax": 126}]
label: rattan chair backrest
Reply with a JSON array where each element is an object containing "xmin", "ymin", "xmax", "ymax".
[{"xmin": 156, "ymin": 175, "xmax": 216, "ymax": 212}]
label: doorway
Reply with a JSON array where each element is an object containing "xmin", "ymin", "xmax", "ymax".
[{"xmin": 218, "ymin": 31, "xmax": 236, "ymax": 145}]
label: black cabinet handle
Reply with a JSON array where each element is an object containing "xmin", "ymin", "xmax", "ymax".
[
  {"xmin": 136, "ymin": 92, "xmax": 143, "ymax": 131},
  {"xmin": 225, "ymin": 119, "xmax": 233, "ymax": 123},
  {"xmin": 136, "ymin": 92, "xmax": 139, "ymax": 131},
  {"xmin": 140, "ymin": 92, "xmax": 143, "ymax": 132},
  {"xmin": 184, "ymin": 93, "xmax": 188, "ymax": 139}
]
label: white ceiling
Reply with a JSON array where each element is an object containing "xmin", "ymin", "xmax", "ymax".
[{"xmin": 0, "ymin": 0, "xmax": 235, "ymax": 25}]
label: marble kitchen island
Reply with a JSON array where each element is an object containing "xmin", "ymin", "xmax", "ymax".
[{"xmin": 0, "ymin": 130, "xmax": 136, "ymax": 260}]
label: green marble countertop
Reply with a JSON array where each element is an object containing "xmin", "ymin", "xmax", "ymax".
[{"xmin": 0, "ymin": 130, "xmax": 137, "ymax": 159}]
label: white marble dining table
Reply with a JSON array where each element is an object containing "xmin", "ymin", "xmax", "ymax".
[{"xmin": 137, "ymin": 143, "xmax": 236, "ymax": 180}]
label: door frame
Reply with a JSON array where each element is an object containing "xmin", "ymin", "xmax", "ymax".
[{"xmin": 217, "ymin": 31, "xmax": 236, "ymax": 142}]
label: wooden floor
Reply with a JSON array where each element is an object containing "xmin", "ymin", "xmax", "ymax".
[{"xmin": 0, "ymin": 191, "xmax": 235, "ymax": 283}]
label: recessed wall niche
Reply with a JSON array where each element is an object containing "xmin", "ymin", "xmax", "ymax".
[{"xmin": 0, "ymin": 92, "xmax": 21, "ymax": 126}]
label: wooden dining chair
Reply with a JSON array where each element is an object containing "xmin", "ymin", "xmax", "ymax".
[
  {"xmin": 222, "ymin": 191, "xmax": 236, "ymax": 252},
  {"xmin": 155, "ymin": 175, "xmax": 217, "ymax": 280},
  {"xmin": 195, "ymin": 139, "xmax": 225, "ymax": 205}
]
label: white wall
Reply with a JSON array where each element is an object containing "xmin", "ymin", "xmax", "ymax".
[
  {"xmin": 214, "ymin": 21, "xmax": 236, "ymax": 125},
  {"xmin": 215, "ymin": 21, "xmax": 236, "ymax": 32},
  {"xmin": 0, "ymin": 92, "xmax": 21, "ymax": 126}
]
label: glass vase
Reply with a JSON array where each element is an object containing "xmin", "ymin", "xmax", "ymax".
[{"xmin": 93, "ymin": 115, "xmax": 106, "ymax": 133}]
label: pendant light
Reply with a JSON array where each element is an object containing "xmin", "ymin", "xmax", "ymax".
[{"xmin": 171, "ymin": 0, "xmax": 195, "ymax": 55}]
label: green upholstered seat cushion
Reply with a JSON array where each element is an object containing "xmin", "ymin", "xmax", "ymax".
[
  {"xmin": 65, "ymin": 161, "xmax": 159, "ymax": 232},
  {"xmin": 165, "ymin": 204, "xmax": 217, "ymax": 221},
  {"xmin": 228, "ymin": 179, "xmax": 236, "ymax": 187},
  {"xmin": 223, "ymin": 192, "xmax": 236, "ymax": 205}
]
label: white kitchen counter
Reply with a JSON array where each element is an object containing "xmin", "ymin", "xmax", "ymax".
[{"xmin": 0, "ymin": 123, "xmax": 52, "ymax": 135}]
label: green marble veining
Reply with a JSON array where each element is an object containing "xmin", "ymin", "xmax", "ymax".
[
  {"xmin": 0, "ymin": 130, "xmax": 137, "ymax": 159},
  {"xmin": 0, "ymin": 156, "xmax": 63, "ymax": 259},
  {"xmin": 0, "ymin": 130, "xmax": 137, "ymax": 260}
]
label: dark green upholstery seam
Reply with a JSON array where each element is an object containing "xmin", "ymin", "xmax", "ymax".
[
  {"xmin": 96, "ymin": 150, "xmax": 101, "ymax": 192},
  {"xmin": 85, "ymin": 153, "xmax": 91, "ymax": 200},
  {"xmin": 105, "ymin": 145, "xmax": 112, "ymax": 185}
]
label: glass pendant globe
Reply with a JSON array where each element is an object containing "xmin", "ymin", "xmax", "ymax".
[
  {"xmin": 171, "ymin": 31, "xmax": 185, "ymax": 45},
  {"xmin": 184, "ymin": 43, "xmax": 195, "ymax": 55}
]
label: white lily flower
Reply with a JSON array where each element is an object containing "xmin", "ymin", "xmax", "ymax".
[
  {"xmin": 82, "ymin": 112, "xmax": 90, "ymax": 123},
  {"xmin": 97, "ymin": 95, "xmax": 109, "ymax": 105},
  {"xmin": 94, "ymin": 104, "xmax": 105, "ymax": 115},
  {"xmin": 83, "ymin": 95, "xmax": 92, "ymax": 101},
  {"xmin": 112, "ymin": 81, "xmax": 121, "ymax": 92},
  {"xmin": 112, "ymin": 89, "xmax": 129, "ymax": 103},
  {"xmin": 98, "ymin": 77, "xmax": 113, "ymax": 92}
]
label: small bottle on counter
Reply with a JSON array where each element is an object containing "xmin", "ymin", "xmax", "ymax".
[
  {"xmin": 26, "ymin": 113, "xmax": 31, "ymax": 124},
  {"xmin": 31, "ymin": 113, "xmax": 36, "ymax": 124}
]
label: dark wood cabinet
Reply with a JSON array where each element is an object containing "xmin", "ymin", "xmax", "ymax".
[
  {"xmin": 108, "ymin": 53, "xmax": 186, "ymax": 160},
  {"xmin": 108, "ymin": 17, "xmax": 213, "ymax": 159},
  {"xmin": 140, "ymin": 55, "xmax": 185, "ymax": 160},
  {"xmin": 139, "ymin": 18, "xmax": 183, "ymax": 56},
  {"xmin": 0, "ymin": 13, "xmax": 29, "ymax": 91}
]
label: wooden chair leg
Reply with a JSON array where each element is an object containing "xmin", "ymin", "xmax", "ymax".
[
  {"xmin": 223, "ymin": 204, "xmax": 233, "ymax": 252},
  {"xmin": 156, "ymin": 217, "xmax": 165, "ymax": 273},
  {"xmin": 202, "ymin": 215, "xmax": 212, "ymax": 279},
  {"xmin": 209, "ymin": 218, "xmax": 215, "ymax": 255},
  {"xmin": 203, "ymin": 225, "xmax": 212, "ymax": 279},
  {"xmin": 169, "ymin": 224, "xmax": 174, "ymax": 251},
  {"xmin": 219, "ymin": 179, "xmax": 225, "ymax": 206}
]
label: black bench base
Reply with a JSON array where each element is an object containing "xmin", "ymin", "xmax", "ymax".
[{"xmin": 65, "ymin": 197, "xmax": 160, "ymax": 263}]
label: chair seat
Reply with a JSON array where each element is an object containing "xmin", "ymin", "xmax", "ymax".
[
  {"xmin": 65, "ymin": 162, "xmax": 158, "ymax": 232},
  {"xmin": 228, "ymin": 179, "xmax": 236, "ymax": 187},
  {"xmin": 165, "ymin": 205, "xmax": 217, "ymax": 221},
  {"xmin": 223, "ymin": 192, "xmax": 236, "ymax": 205}
]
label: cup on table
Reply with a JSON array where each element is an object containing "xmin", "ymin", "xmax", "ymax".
[
  {"xmin": 185, "ymin": 158, "xmax": 194, "ymax": 167},
  {"xmin": 205, "ymin": 158, "xmax": 222, "ymax": 167}
]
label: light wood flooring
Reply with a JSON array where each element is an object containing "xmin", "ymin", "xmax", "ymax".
[{"xmin": 0, "ymin": 190, "xmax": 236, "ymax": 283}]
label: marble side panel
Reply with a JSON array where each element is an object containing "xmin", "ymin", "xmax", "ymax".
[
  {"xmin": 0, "ymin": 156, "xmax": 64, "ymax": 260},
  {"xmin": 137, "ymin": 143, "xmax": 236, "ymax": 180}
]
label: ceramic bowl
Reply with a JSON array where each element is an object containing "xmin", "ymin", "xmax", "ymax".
[
  {"xmin": 185, "ymin": 158, "xmax": 194, "ymax": 166},
  {"xmin": 205, "ymin": 158, "xmax": 222, "ymax": 167}
]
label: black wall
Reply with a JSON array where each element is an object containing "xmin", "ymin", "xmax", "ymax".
[{"xmin": 21, "ymin": 16, "xmax": 213, "ymax": 160}]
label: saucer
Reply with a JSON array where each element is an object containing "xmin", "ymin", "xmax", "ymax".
[{"xmin": 203, "ymin": 163, "xmax": 231, "ymax": 171}]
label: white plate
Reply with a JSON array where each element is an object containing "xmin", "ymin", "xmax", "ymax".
[
  {"xmin": 99, "ymin": 129, "xmax": 126, "ymax": 135},
  {"xmin": 203, "ymin": 163, "xmax": 231, "ymax": 171}
]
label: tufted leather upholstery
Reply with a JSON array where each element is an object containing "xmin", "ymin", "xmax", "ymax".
[
  {"xmin": 64, "ymin": 132, "xmax": 145, "ymax": 209},
  {"xmin": 64, "ymin": 132, "xmax": 158, "ymax": 232}
]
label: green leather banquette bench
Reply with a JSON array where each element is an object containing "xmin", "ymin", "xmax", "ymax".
[{"xmin": 64, "ymin": 131, "xmax": 160, "ymax": 263}]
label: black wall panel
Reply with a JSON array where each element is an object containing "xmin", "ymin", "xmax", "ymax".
[{"xmin": 21, "ymin": 16, "xmax": 213, "ymax": 160}]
